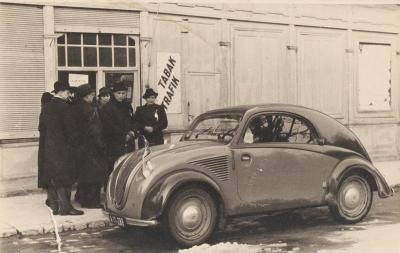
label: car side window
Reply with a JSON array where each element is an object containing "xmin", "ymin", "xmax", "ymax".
[
  {"xmin": 243, "ymin": 114, "xmax": 316, "ymax": 144},
  {"xmin": 288, "ymin": 118, "xmax": 315, "ymax": 144}
]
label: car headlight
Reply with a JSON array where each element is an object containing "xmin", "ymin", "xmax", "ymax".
[
  {"xmin": 113, "ymin": 153, "xmax": 130, "ymax": 170},
  {"xmin": 142, "ymin": 160, "xmax": 154, "ymax": 179}
]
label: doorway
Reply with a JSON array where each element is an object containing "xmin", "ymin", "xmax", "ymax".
[{"xmin": 104, "ymin": 71, "xmax": 137, "ymax": 106}]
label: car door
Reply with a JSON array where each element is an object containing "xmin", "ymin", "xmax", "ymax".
[{"xmin": 233, "ymin": 113, "xmax": 337, "ymax": 212}]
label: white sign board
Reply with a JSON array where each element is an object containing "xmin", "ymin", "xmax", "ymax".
[
  {"xmin": 69, "ymin": 73, "xmax": 88, "ymax": 87},
  {"xmin": 156, "ymin": 52, "xmax": 181, "ymax": 113}
]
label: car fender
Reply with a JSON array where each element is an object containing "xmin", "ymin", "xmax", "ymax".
[
  {"xmin": 141, "ymin": 170, "xmax": 224, "ymax": 220},
  {"xmin": 325, "ymin": 156, "xmax": 393, "ymax": 206}
]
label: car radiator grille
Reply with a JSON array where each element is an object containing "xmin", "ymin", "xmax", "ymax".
[
  {"xmin": 189, "ymin": 155, "xmax": 230, "ymax": 181},
  {"xmin": 112, "ymin": 155, "xmax": 141, "ymax": 209}
]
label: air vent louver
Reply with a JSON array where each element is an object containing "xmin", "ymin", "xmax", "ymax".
[{"xmin": 189, "ymin": 155, "xmax": 230, "ymax": 181}]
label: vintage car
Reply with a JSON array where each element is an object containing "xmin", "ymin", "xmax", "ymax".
[{"xmin": 104, "ymin": 104, "xmax": 393, "ymax": 246}]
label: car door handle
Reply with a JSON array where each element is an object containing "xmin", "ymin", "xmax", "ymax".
[{"xmin": 241, "ymin": 154, "xmax": 251, "ymax": 162}]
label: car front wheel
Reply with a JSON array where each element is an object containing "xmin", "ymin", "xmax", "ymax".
[
  {"xmin": 329, "ymin": 174, "xmax": 373, "ymax": 224},
  {"xmin": 163, "ymin": 187, "xmax": 217, "ymax": 247}
]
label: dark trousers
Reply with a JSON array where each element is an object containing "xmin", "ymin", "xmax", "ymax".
[
  {"xmin": 47, "ymin": 186, "xmax": 73, "ymax": 213},
  {"xmin": 77, "ymin": 184, "xmax": 101, "ymax": 207}
]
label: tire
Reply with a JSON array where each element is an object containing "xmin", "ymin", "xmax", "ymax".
[
  {"xmin": 329, "ymin": 174, "xmax": 373, "ymax": 224},
  {"xmin": 162, "ymin": 187, "xmax": 217, "ymax": 247}
]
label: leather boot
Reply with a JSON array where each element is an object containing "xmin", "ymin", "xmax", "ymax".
[{"xmin": 59, "ymin": 207, "xmax": 84, "ymax": 216}]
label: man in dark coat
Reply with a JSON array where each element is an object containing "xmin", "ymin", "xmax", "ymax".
[
  {"xmin": 74, "ymin": 84, "xmax": 107, "ymax": 208},
  {"xmin": 38, "ymin": 92, "xmax": 53, "ymax": 190},
  {"xmin": 38, "ymin": 81, "xmax": 84, "ymax": 215},
  {"xmin": 101, "ymin": 82, "xmax": 136, "ymax": 178},
  {"xmin": 135, "ymin": 88, "xmax": 168, "ymax": 148}
]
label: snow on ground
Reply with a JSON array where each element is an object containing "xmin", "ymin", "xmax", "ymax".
[
  {"xmin": 318, "ymin": 223, "xmax": 400, "ymax": 253},
  {"xmin": 179, "ymin": 242, "xmax": 295, "ymax": 253},
  {"xmin": 179, "ymin": 219, "xmax": 400, "ymax": 253}
]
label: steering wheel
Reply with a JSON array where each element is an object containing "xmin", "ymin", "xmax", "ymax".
[{"xmin": 219, "ymin": 127, "xmax": 237, "ymax": 140}]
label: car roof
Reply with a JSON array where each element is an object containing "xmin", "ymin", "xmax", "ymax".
[{"xmin": 202, "ymin": 104, "xmax": 322, "ymax": 116}]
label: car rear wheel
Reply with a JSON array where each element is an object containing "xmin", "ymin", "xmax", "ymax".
[
  {"xmin": 163, "ymin": 187, "xmax": 217, "ymax": 247},
  {"xmin": 329, "ymin": 174, "xmax": 373, "ymax": 224}
]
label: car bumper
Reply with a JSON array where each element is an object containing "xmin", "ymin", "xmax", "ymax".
[{"xmin": 103, "ymin": 208, "xmax": 159, "ymax": 227}]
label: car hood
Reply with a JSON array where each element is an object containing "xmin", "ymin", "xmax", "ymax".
[
  {"xmin": 113, "ymin": 141, "xmax": 228, "ymax": 184},
  {"xmin": 146, "ymin": 140, "xmax": 225, "ymax": 158}
]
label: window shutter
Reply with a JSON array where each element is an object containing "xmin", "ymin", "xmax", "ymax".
[
  {"xmin": 54, "ymin": 7, "xmax": 140, "ymax": 33},
  {"xmin": 0, "ymin": 3, "xmax": 45, "ymax": 139}
]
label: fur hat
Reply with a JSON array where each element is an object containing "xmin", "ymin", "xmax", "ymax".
[
  {"xmin": 142, "ymin": 88, "xmax": 158, "ymax": 99},
  {"xmin": 112, "ymin": 82, "xmax": 128, "ymax": 92},
  {"xmin": 41, "ymin": 92, "xmax": 53, "ymax": 106},
  {"xmin": 77, "ymin": 83, "xmax": 95, "ymax": 98},
  {"xmin": 98, "ymin": 87, "xmax": 112, "ymax": 97}
]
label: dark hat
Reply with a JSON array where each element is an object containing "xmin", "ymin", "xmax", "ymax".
[
  {"xmin": 98, "ymin": 87, "xmax": 112, "ymax": 97},
  {"xmin": 41, "ymin": 92, "xmax": 53, "ymax": 106},
  {"xmin": 143, "ymin": 88, "xmax": 158, "ymax": 99},
  {"xmin": 52, "ymin": 81, "xmax": 73, "ymax": 93},
  {"xmin": 112, "ymin": 82, "xmax": 128, "ymax": 92},
  {"xmin": 77, "ymin": 83, "xmax": 95, "ymax": 98}
]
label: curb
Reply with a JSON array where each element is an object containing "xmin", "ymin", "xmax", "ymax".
[{"xmin": 1, "ymin": 218, "xmax": 115, "ymax": 238}]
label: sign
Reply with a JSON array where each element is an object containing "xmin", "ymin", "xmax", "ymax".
[
  {"xmin": 69, "ymin": 73, "xmax": 88, "ymax": 87},
  {"xmin": 156, "ymin": 53, "xmax": 181, "ymax": 113}
]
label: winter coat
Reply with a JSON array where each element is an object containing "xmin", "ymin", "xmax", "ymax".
[
  {"xmin": 38, "ymin": 97, "xmax": 79, "ymax": 188},
  {"xmin": 101, "ymin": 97, "xmax": 136, "ymax": 161},
  {"xmin": 135, "ymin": 103, "xmax": 168, "ymax": 147},
  {"xmin": 37, "ymin": 111, "xmax": 46, "ymax": 188},
  {"xmin": 74, "ymin": 100, "xmax": 108, "ymax": 184}
]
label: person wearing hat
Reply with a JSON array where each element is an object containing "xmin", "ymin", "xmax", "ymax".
[
  {"xmin": 97, "ymin": 87, "xmax": 112, "ymax": 110},
  {"xmin": 135, "ymin": 88, "xmax": 168, "ymax": 148},
  {"xmin": 38, "ymin": 81, "xmax": 84, "ymax": 215},
  {"xmin": 101, "ymin": 81, "xmax": 136, "ymax": 178},
  {"xmin": 73, "ymin": 84, "xmax": 107, "ymax": 208}
]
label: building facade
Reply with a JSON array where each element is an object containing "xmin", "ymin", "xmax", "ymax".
[{"xmin": 1, "ymin": 1, "xmax": 399, "ymax": 193}]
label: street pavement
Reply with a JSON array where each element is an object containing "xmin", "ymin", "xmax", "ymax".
[{"xmin": 1, "ymin": 191, "xmax": 399, "ymax": 253}]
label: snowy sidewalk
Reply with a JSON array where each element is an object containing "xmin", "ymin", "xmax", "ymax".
[{"xmin": 0, "ymin": 193, "xmax": 112, "ymax": 238}]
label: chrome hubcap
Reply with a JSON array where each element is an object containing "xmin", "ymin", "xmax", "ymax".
[
  {"xmin": 343, "ymin": 186, "xmax": 361, "ymax": 209},
  {"xmin": 181, "ymin": 205, "xmax": 202, "ymax": 229},
  {"xmin": 174, "ymin": 197, "xmax": 211, "ymax": 240},
  {"xmin": 339, "ymin": 179, "xmax": 368, "ymax": 218}
]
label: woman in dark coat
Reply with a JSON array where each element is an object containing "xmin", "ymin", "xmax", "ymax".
[
  {"xmin": 101, "ymin": 82, "xmax": 136, "ymax": 176},
  {"xmin": 74, "ymin": 84, "xmax": 107, "ymax": 208},
  {"xmin": 39, "ymin": 81, "xmax": 83, "ymax": 215},
  {"xmin": 135, "ymin": 88, "xmax": 168, "ymax": 148},
  {"xmin": 97, "ymin": 87, "xmax": 112, "ymax": 110}
]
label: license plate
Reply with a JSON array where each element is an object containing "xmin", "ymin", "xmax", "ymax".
[{"xmin": 109, "ymin": 215, "xmax": 126, "ymax": 227}]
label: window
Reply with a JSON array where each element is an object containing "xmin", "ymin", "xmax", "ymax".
[
  {"xmin": 243, "ymin": 114, "xmax": 316, "ymax": 144},
  {"xmin": 57, "ymin": 33, "xmax": 138, "ymax": 68},
  {"xmin": 358, "ymin": 43, "xmax": 391, "ymax": 112},
  {"xmin": 184, "ymin": 114, "xmax": 242, "ymax": 143}
]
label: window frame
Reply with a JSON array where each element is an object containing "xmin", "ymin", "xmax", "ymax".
[
  {"xmin": 352, "ymin": 31, "xmax": 399, "ymax": 124},
  {"xmin": 237, "ymin": 112, "xmax": 319, "ymax": 146},
  {"xmin": 56, "ymin": 33, "xmax": 139, "ymax": 71}
]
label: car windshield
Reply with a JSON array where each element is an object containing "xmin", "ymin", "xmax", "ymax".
[{"xmin": 183, "ymin": 114, "xmax": 242, "ymax": 143}]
